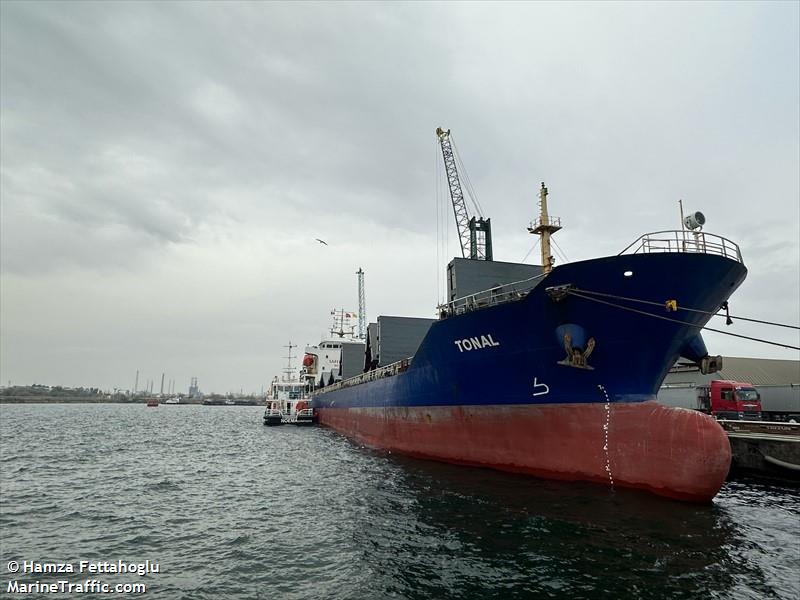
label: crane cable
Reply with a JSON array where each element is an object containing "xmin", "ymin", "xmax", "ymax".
[
  {"xmin": 569, "ymin": 287, "xmax": 800, "ymax": 331},
  {"xmin": 564, "ymin": 289, "xmax": 800, "ymax": 351}
]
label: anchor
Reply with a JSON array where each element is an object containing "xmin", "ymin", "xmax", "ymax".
[{"xmin": 558, "ymin": 332, "xmax": 596, "ymax": 370}]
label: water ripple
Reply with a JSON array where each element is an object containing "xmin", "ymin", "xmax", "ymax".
[{"xmin": 1, "ymin": 404, "xmax": 798, "ymax": 599}]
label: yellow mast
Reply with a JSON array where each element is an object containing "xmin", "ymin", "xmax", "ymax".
[{"xmin": 527, "ymin": 182, "xmax": 562, "ymax": 274}]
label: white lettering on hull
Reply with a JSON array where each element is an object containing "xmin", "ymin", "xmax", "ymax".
[
  {"xmin": 532, "ymin": 377, "xmax": 550, "ymax": 396},
  {"xmin": 454, "ymin": 334, "xmax": 501, "ymax": 352}
]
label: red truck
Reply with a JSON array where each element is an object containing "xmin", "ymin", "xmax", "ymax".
[
  {"xmin": 697, "ymin": 380, "xmax": 762, "ymax": 420},
  {"xmin": 659, "ymin": 380, "xmax": 763, "ymax": 421}
]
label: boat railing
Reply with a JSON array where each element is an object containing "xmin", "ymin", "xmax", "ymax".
[
  {"xmin": 528, "ymin": 215, "xmax": 562, "ymax": 231},
  {"xmin": 618, "ymin": 230, "xmax": 743, "ymax": 263},
  {"xmin": 296, "ymin": 408, "xmax": 314, "ymax": 417},
  {"xmin": 264, "ymin": 407, "xmax": 283, "ymax": 416},
  {"xmin": 437, "ymin": 272, "xmax": 548, "ymax": 318},
  {"xmin": 315, "ymin": 357, "xmax": 413, "ymax": 395}
]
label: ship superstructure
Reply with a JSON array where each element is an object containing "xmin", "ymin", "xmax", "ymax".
[{"xmin": 301, "ymin": 309, "xmax": 366, "ymax": 390}]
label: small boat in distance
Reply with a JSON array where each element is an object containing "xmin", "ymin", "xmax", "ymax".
[
  {"xmin": 202, "ymin": 397, "xmax": 226, "ymax": 406},
  {"xmin": 146, "ymin": 398, "xmax": 159, "ymax": 407}
]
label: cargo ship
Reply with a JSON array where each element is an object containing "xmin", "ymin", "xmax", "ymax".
[{"xmin": 309, "ymin": 130, "xmax": 748, "ymax": 502}]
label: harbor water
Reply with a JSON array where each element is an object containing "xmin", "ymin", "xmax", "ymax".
[{"xmin": 1, "ymin": 403, "xmax": 798, "ymax": 599}]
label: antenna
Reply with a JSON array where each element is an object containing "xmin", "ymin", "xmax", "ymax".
[
  {"xmin": 356, "ymin": 268, "xmax": 366, "ymax": 340},
  {"xmin": 330, "ymin": 308, "xmax": 357, "ymax": 339}
]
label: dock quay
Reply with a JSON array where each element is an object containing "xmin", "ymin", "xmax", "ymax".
[{"xmin": 721, "ymin": 420, "xmax": 800, "ymax": 483}]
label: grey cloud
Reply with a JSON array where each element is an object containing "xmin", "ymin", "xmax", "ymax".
[{"xmin": 1, "ymin": 1, "xmax": 797, "ymax": 391}]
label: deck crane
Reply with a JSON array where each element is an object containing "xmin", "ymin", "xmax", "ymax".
[{"xmin": 436, "ymin": 128, "xmax": 493, "ymax": 260}]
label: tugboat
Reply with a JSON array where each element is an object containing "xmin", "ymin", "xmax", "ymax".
[{"xmin": 263, "ymin": 342, "xmax": 314, "ymax": 426}]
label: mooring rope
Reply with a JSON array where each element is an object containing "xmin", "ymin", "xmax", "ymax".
[
  {"xmin": 570, "ymin": 287, "xmax": 799, "ymax": 330},
  {"xmin": 566, "ymin": 290, "xmax": 800, "ymax": 351}
]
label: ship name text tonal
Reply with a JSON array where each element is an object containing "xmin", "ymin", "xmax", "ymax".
[{"xmin": 454, "ymin": 335, "xmax": 501, "ymax": 352}]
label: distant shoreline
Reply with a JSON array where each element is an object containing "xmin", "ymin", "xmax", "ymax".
[{"xmin": 0, "ymin": 397, "xmax": 207, "ymax": 405}]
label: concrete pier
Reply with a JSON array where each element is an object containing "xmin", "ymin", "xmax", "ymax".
[{"xmin": 720, "ymin": 420, "xmax": 800, "ymax": 482}]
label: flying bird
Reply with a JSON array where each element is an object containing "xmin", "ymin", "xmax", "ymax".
[{"xmin": 315, "ymin": 238, "xmax": 328, "ymax": 246}]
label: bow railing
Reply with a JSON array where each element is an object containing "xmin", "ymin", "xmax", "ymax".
[{"xmin": 618, "ymin": 230, "xmax": 743, "ymax": 263}]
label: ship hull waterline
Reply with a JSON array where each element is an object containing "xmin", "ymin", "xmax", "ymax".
[{"xmin": 317, "ymin": 401, "xmax": 731, "ymax": 502}]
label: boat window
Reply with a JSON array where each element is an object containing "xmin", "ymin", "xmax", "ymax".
[{"xmin": 721, "ymin": 389, "xmax": 733, "ymax": 401}]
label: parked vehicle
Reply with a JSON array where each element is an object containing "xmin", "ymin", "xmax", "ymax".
[
  {"xmin": 757, "ymin": 384, "xmax": 800, "ymax": 423},
  {"xmin": 659, "ymin": 380, "xmax": 762, "ymax": 420}
]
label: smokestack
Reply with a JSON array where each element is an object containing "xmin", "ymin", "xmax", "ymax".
[
  {"xmin": 134, "ymin": 370, "xmax": 139, "ymax": 394},
  {"xmin": 160, "ymin": 373, "xmax": 165, "ymax": 395}
]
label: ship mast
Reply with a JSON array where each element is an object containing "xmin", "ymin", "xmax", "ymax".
[
  {"xmin": 282, "ymin": 341, "xmax": 296, "ymax": 382},
  {"xmin": 527, "ymin": 182, "xmax": 562, "ymax": 274},
  {"xmin": 330, "ymin": 309, "xmax": 356, "ymax": 339}
]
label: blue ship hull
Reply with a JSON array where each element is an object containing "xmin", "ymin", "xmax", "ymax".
[{"xmin": 316, "ymin": 252, "xmax": 746, "ymax": 409}]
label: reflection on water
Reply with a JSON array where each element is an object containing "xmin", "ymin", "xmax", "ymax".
[{"xmin": 346, "ymin": 447, "xmax": 798, "ymax": 600}]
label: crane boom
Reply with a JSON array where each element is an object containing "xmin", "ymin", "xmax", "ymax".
[
  {"xmin": 436, "ymin": 127, "xmax": 471, "ymax": 259},
  {"xmin": 436, "ymin": 127, "xmax": 493, "ymax": 260}
]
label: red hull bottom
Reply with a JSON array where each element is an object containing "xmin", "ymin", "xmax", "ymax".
[{"xmin": 317, "ymin": 401, "xmax": 732, "ymax": 502}]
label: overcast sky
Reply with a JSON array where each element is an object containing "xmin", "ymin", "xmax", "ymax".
[{"xmin": 1, "ymin": 1, "xmax": 798, "ymax": 394}]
